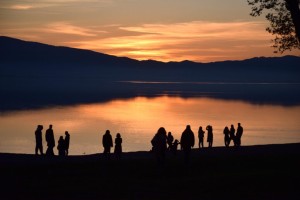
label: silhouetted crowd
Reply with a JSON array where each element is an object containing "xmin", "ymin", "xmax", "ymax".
[
  {"xmin": 34, "ymin": 123, "xmax": 243, "ymax": 159},
  {"xmin": 150, "ymin": 123, "xmax": 243, "ymax": 164},
  {"xmin": 35, "ymin": 124, "xmax": 70, "ymax": 156}
]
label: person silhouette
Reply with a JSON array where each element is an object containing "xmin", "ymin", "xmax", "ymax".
[
  {"xmin": 102, "ymin": 130, "xmax": 113, "ymax": 159},
  {"xmin": 236, "ymin": 123, "xmax": 244, "ymax": 147},
  {"xmin": 206, "ymin": 125, "xmax": 213, "ymax": 148},
  {"xmin": 35, "ymin": 125, "xmax": 43, "ymax": 155},
  {"xmin": 45, "ymin": 124, "xmax": 55, "ymax": 156},
  {"xmin": 151, "ymin": 127, "xmax": 167, "ymax": 165},
  {"xmin": 198, "ymin": 126, "xmax": 205, "ymax": 148},
  {"xmin": 64, "ymin": 131, "xmax": 70, "ymax": 156},
  {"xmin": 171, "ymin": 139, "xmax": 180, "ymax": 155},
  {"xmin": 114, "ymin": 133, "xmax": 122, "ymax": 159},
  {"xmin": 180, "ymin": 125, "xmax": 195, "ymax": 163},
  {"xmin": 223, "ymin": 126, "xmax": 230, "ymax": 147},
  {"xmin": 167, "ymin": 132, "xmax": 174, "ymax": 150},
  {"xmin": 57, "ymin": 136, "xmax": 65, "ymax": 156},
  {"xmin": 229, "ymin": 124, "xmax": 235, "ymax": 146}
]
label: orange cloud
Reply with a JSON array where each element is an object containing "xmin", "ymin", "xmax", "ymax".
[
  {"xmin": 9, "ymin": 5, "xmax": 34, "ymax": 10},
  {"xmin": 44, "ymin": 22, "xmax": 102, "ymax": 37},
  {"xmin": 69, "ymin": 21, "xmax": 278, "ymax": 62},
  {"xmin": 4, "ymin": 20, "xmax": 298, "ymax": 62}
]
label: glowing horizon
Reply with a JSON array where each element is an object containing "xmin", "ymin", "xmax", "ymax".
[{"xmin": 0, "ymin": 0, "xmax": 299, "ymax": 62}]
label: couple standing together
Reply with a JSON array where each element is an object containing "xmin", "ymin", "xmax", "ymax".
[{"xmin": 102, "ymin": 130, "xmax": 122, "ymax": 159}]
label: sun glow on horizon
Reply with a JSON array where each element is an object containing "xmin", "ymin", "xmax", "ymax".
[
  {"xmin": 65, "ymin": 21, "xmax": 281, "ymax": 62},
  {"xmin": 1, "ymin": 0, "xmax": 299, "ymax": 62}
]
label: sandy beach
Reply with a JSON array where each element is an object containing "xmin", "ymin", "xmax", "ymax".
[{"xmin": 1, "ymin": 143, "xmax": 299, "ymax": 200}]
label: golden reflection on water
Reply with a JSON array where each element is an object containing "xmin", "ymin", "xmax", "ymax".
[{"xmin": 0, "ymin": 96, "xmax": 300, "ymax": 155}]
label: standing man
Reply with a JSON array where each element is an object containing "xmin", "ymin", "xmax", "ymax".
[
  {"xmin": 64, "ymin": 131, "xmax": 70, "ymax": 156},
  {"xmin": 35, "ymin": 125, "xmax": 44, "ymax": 155},
  {"xmin": 102, "ymin": 130, "xmax": 113, "ymax": 159},
  {"xmin": 236, "ymin": 123, "xmax": 244, "ymax": 147},
  {"xmin": 180, "ymin": 125, "xmax": 195, "ymax": 163},
  {"xmin": 198, "ymin": 126, "xmax": 205, "ymax": 148},
  {"xmin": 45, "ymin": 124, "xmax": 55, "ymax": 156}
]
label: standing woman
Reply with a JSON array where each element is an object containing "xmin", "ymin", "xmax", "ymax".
[
  {"xmin": 114, "ymin": 133, "xmax": 122, "ymax": 159},
  {"xmin": 223, "ymin": 126, "xmax": 230, "ymax": 147},
  {"xmin": 167, "ymin": 132, "xmax": 174, "ymax": 150},
  {"xmin": 206, "ymin": 125, "xmax": 213, "ymax": 148},
  {"xmin": 151, "ymin": 127, "xmax": 167, "ymax": 165},
  {"xmin": 64, "ymin": 131, "xmax": 70, "ymax": 156},
  {"xmin": 45, "ymin": 124, "xmax": 55, "ymax": 156},
  {"xmin": 229, "ymin": 124, "xmax": 235, "ymax": 146},
  {"xmin": 57, "ymin": 136, "xmax": 65, "ymax": 156}
]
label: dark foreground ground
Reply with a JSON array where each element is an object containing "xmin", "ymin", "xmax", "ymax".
[{"xmin": 1, "ymin": 143, "xmax": 299, "ymax": 200}]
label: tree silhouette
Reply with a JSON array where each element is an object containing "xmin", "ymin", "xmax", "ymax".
[{"xmin": 248, "ymin": 0, "xmax": 300, "ymax": 53}]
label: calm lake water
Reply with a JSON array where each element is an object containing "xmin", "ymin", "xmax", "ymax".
[{"xmin": 0, "ymin": 96, "xmax": 300, "ymax": 155}]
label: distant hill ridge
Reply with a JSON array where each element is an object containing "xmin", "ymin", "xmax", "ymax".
[
  {"xmin": 1, "ymin": 36, "xmax": 300, "ymax": 110},
  {"xmin": 1, "ymin": 35, "xmax": 300, "ymax": 84}
]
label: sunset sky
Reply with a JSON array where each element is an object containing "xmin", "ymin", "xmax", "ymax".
[{"xmin": 1, "ymin": 0, "xmax": 299, "ymax": 62}]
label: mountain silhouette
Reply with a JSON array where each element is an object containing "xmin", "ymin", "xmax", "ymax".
[{"xmin": 1, "ymin": 36, "xmax": 300, "ymax": 111}]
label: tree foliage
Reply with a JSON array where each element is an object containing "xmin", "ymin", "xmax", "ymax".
[{"xmin": 248, "ymin": 0, "xmax": 300, "ymax": 53}]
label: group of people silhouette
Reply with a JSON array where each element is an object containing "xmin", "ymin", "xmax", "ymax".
[
  {"xmin": 223, "ymin": 123, "xmax": 244, "ymax": 148},
  {"xmin": 151, "ymin": 123, "xmax": 243, "ymax": 164},
  {"xmin": 151, "ymin": 125, "xmax": 196, "ymax": 164},
  {"xmin": 34, "ymin": 123, "xmax": 243, "ymax": 160},
  {"xmin": 34, "ymin": 124, "xmax": 70, "ymax": 156},
  {"xmin": 198, "ymin": 123, "xmax": 244, "ymax": 148}
]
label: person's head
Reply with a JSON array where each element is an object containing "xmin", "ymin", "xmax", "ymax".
[
  {"xmin": 49, "ymin": 124, "xmax": 53, "ymax": 129},
  {"xmin": 65, "ymin": 131, "xmax": 69, "ymax": 135},
  {"xmin": 59, "ymin": 136, "xmax": 63, "ymax": 140},
  {"xmin": 231, "ymin": 124, "xmax": 234, "ymax": 128},
  {"xmin": 157, "ymin": 127, "xmax": 166, "ymax": 135},
  {"xmin": 105, "ymin": 130, "xmax": 110, "ymax": 135},
  {"xmin": 168, "ymin": 132, "xmax": 171, "ymax": 136},
  {"xmin": 199, "ymin": 126, "xmax": 203, "ymax": 130},
  {"xmin": 238, "ymin": 123, "xmax": 241, "ymax": 127},
  {"xmin": 116, "ymin": 133, "xmax": 121, "ymax": 138},
  {"xmin": 186, "ymin": 125, "xmax": 191, "ymax": 130}
]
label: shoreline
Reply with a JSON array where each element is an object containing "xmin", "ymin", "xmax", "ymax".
[{"xmin": 1, "ymin": 143, "xmax": 299, "ymax": 164}]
